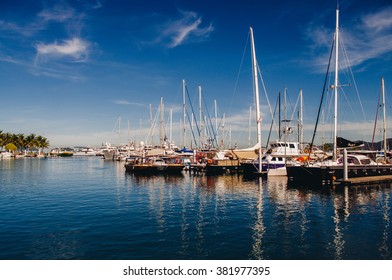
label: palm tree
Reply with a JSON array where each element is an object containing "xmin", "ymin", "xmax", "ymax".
[
  {"xmin": 25, "ymin": 133, "xmax": 37, "ymax": 154},
  {"xmin": 0, "ymin": 130, "xmax": 4, "ymax": 151},
  {"xmin": 36, "ymin": 136, "xmax": 50, "ymax": 155},
  {"xmin": 15, "ymin": 133, "xmax": 26, "ymax": 153},
  {"xmin": 0, "ymin": 131, "xmax": 50, "ymax": 155}
]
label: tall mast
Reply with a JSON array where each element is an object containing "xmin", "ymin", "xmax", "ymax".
[
  {"xmin": 191, "ymin": 113, "xmax": 194, "ymax": 149},
  {"xmin": 160, "ymin": 97, "xmax": 164, "ymax": 147},
  {"xmin": 250, "ymin": 27, "xmax": 262, "ymax": 173},
  {"xmin": 284, "ymin": 88, "xmax": 287, "ymax": 139},
  {"xmin": 149, "ymin": 104, "xmax": 153, "ymax": 145},
  {"xmin": 222, "ymin": 113, "xmax": 226, "ymax": 148},
  {"xmin": 382, "ymin": 77, "xmax": 387, "ymax": 161},
  {"xmin": 283, "ymin": 88, "xmax": 288, "ymax": 156},
  {"xmin": 182, "ymin": 79, "xmax": 186, "ymax": 147},
  {"xmin": 299, "ymin": 89, "xmax": 303, "ymax": 150},
  {"xmin": 248, "ymin": 106, "xmax": 252, "ymax": 147},
  {"xmin": 333, "ymin": 8, "xmax": 339, "ymax": 161},
  {"xmin": 198, "ymin": 85, "xmax": 202, "ymax": 149},
  {"xmin": 214, "ymin": 99, "xmax": 219, "ymax": 147},
  {"xmin": 169, "ymin": 108, "xmax": 173, "ymax": 146},
  {"xmin": 278, "ymin": 91, "xmax": 281, "ymax": 140}
]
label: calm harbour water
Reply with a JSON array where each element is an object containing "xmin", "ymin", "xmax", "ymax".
[{"xmin": 0, "ymin": 157, "xmax": 391, "ymax": 260}]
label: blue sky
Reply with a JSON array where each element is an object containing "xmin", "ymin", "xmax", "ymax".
[{"xmin": 1, "ymin": 0, "xmax": 392, "ymax": 149}]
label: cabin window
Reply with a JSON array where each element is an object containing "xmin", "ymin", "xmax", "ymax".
[
  {"xmin": 346, "ymin": 157, "xmax": 360, "ymax": 164},
  {"xmin": 289, "ymin": 144, "xmax": 295, "ymax": 148},
  {"xmin": 278, "ymin": 157, "xmax": 283, "ymax": 161},
  {"xmin": 360, "ymin": 158, "xmax": 371, "ymax": 165},
  {"xmin": 272, "ymin": 157, "xmax": 276, "ymax": 161}
]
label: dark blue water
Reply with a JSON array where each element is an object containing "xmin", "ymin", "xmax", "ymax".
[{"xmin": 0, "ymin": 157, "xmax": 391, "ymax": 260}]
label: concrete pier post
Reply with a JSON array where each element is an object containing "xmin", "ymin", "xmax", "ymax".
[{"xmin": 343, "ymin": 149, "xmax": 348, "ymax": 181}]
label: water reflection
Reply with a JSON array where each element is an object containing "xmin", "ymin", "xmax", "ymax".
[
  {"xmin": 332, "ymin": 190, "xmax": 345, "ymax": 260},
  {"xmin": 121, "ymin": 171, "xmax": 392, "ymax": 259},
  {"xmin": 4, "ymin": 157, "xmax": 391, "ymax": 259},
  {"xmin": 380, "ymin": 192, "xmax": 390, "ymax": 259},
  {"xmin": 251, "ymin": 177, "xmax": 265, "ymax": 259}
]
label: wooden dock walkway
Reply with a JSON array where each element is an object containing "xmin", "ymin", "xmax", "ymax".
[{"xmin": 336, "ymin": 175, "xmax": 392, "ymax": 186}]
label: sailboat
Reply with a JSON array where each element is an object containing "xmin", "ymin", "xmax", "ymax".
[
  {"xmin": 286, "ymin": 8, "xmax": 392, "ymax": 186},
  {"xmin": 204, "ymin": 27, "xmax": 263, "ymax": 175},
  {"xmin": 374, "ymin": 77, "xmax": 391, "ymax": 163},
  {"xmin": 248, "ymin": 26, "xmax": 263, "ymax": 174},
  {"xmin": 242, "ymin": 89, "xmax": 304, "ymax": 176}
]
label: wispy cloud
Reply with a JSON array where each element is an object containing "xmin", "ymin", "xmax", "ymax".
[
  {"xmin": 38, "ymin": 4, "xmax": 76, "ymax": 22},
  {"xmin": 33, "ymin": 37, "xmax": 91, "ymax": 79},
  {"xmin": 152, "ymin": 10, "xmax": 214, "ymax": 48},
  {"xmin": 0, "ymin": 2, "xmax": 92, "ymax": 79},
  {"xmin": 112, "ymin": 100, "xmax": 149, "ymax": 107},
  {"xmin": 362, "ymin": 7, "xmax": 392, "ymax": 32},
  {"xmin": 0, "ymin": 18, "xmax": 45, "ymax": 37},
  {"xmin": 90, "ymin": 0, "xmax": 104, "ymax": 10},
  {"xmin": 305, "ymin": 6, "xmax": 392, "ymax": 71},
  {"xmin": 35, "ymin": 38, "xmax": 90, "ymax": 61},
  {"xmin": 0, "ymin": 3, "xmax": 79, "ymax": 37}
]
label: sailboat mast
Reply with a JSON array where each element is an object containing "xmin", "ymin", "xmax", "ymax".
[
  {"xmin": 199, "ymin": 85, "xmax": 202, "ymax": 149},
  {"xmin": 170, "ymin": 108, "xmax": 173, "ymax": 145},
  {"xmin": 333, "ymin": 8, "xmax": 339, "ymax": 161},
  {"xmin": 278, "ymin": 91, "xmax": 281, "ymax": 140},
  {"xmin": 284, "ymin": 88, "xmax": 287, "ymax": 137},
  {"xmin": 299, "ymin": 89, "xmax": 304, "ymax": 151},
  {"xmin": 182, "ymin": 79, "xmax": 186, "ymax": 147},
  {"xmin": 248, "ymin": 106, "xmax": 252, "ymax": 147},
  {"xmin": 149, "ymin": 104, "xmax": 153, "ymax": 145},
  {"xmin": 214, "ymin": 99, "xmax": 219, "ymax": 147},
  {"xmin": 222, "ymin": 113, "xmax": 226, "ymax": 148},
  {"xmin": 250, "ymin": 27, "xmax": 262, "ymax": 173},
  {"xmin": 160, "ymin": 97, "xmax": 164, "ymax": 147},
  {"xmin": 382, "ymin": 77, "xmax": 387, "ymax": 160}
]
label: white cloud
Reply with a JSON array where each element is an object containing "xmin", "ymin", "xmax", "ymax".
[
  {"xmin": 169, "ymin": 17, "xmax": 202, "ymax": 48},
  {"xmin": 38, "ymin": 4, "xmax": 75, "ymax": 22},
  {"xmin": 0, "ymin": 3, "xmax": 80, "ymax": 37},
  {"xmin": 112, "ymin": 100, "xmax": 148, "ymax": 107},
  {"xmin": 157, "ymin": 10, "xmax": 214, "ymax": 48},
  {"xmin": 35, "ymin": 37, "xmax": 90, "ymax": 60},
  {"xmin": 362, "ymin": 7, "xmax": 392, "ymax": 32},
  {"xmin": 91, "ymin": 0, "xmax": 104, "ymax": 10},
  {"xmin": 1, "ymin": 3, "xmax": 90, "ymax": 80},
  {"xmin": 305, "ymin": 6, "xmax": 392, "ymax": 71},
  {"xmin": 0, "ymin": 18, "xmax": 44, "ymax": 37}
]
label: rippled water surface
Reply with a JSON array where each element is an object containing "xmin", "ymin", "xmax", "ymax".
[{"xmin": 1, "ymin": 157, "xmax": 391, "ymax": 259}]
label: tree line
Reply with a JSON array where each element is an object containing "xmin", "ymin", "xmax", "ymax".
[{"xmin": 0, "ymin": 130, "xmax": 50, "ymax": 153}]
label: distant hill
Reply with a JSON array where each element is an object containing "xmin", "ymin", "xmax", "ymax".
[
  {"xmin": 325, "ymin": 137, "xmax": 392, "ymax": 151},
  {"xmin": 362, "ymin": 138, "xmax": 392, "ymax": 151}
]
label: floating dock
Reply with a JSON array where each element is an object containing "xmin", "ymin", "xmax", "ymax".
[{"xmin": 336, "ymin": 175, "xmax": 392, "ymax": 186}]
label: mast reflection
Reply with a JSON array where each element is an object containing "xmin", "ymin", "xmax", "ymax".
[
  {"xmin": 379, "ymin": 192, "xmax": 390, "ymax": 259},
  {"xmin": 251, "ymin": 177, "xmax": 265, "ymax": 259}
]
